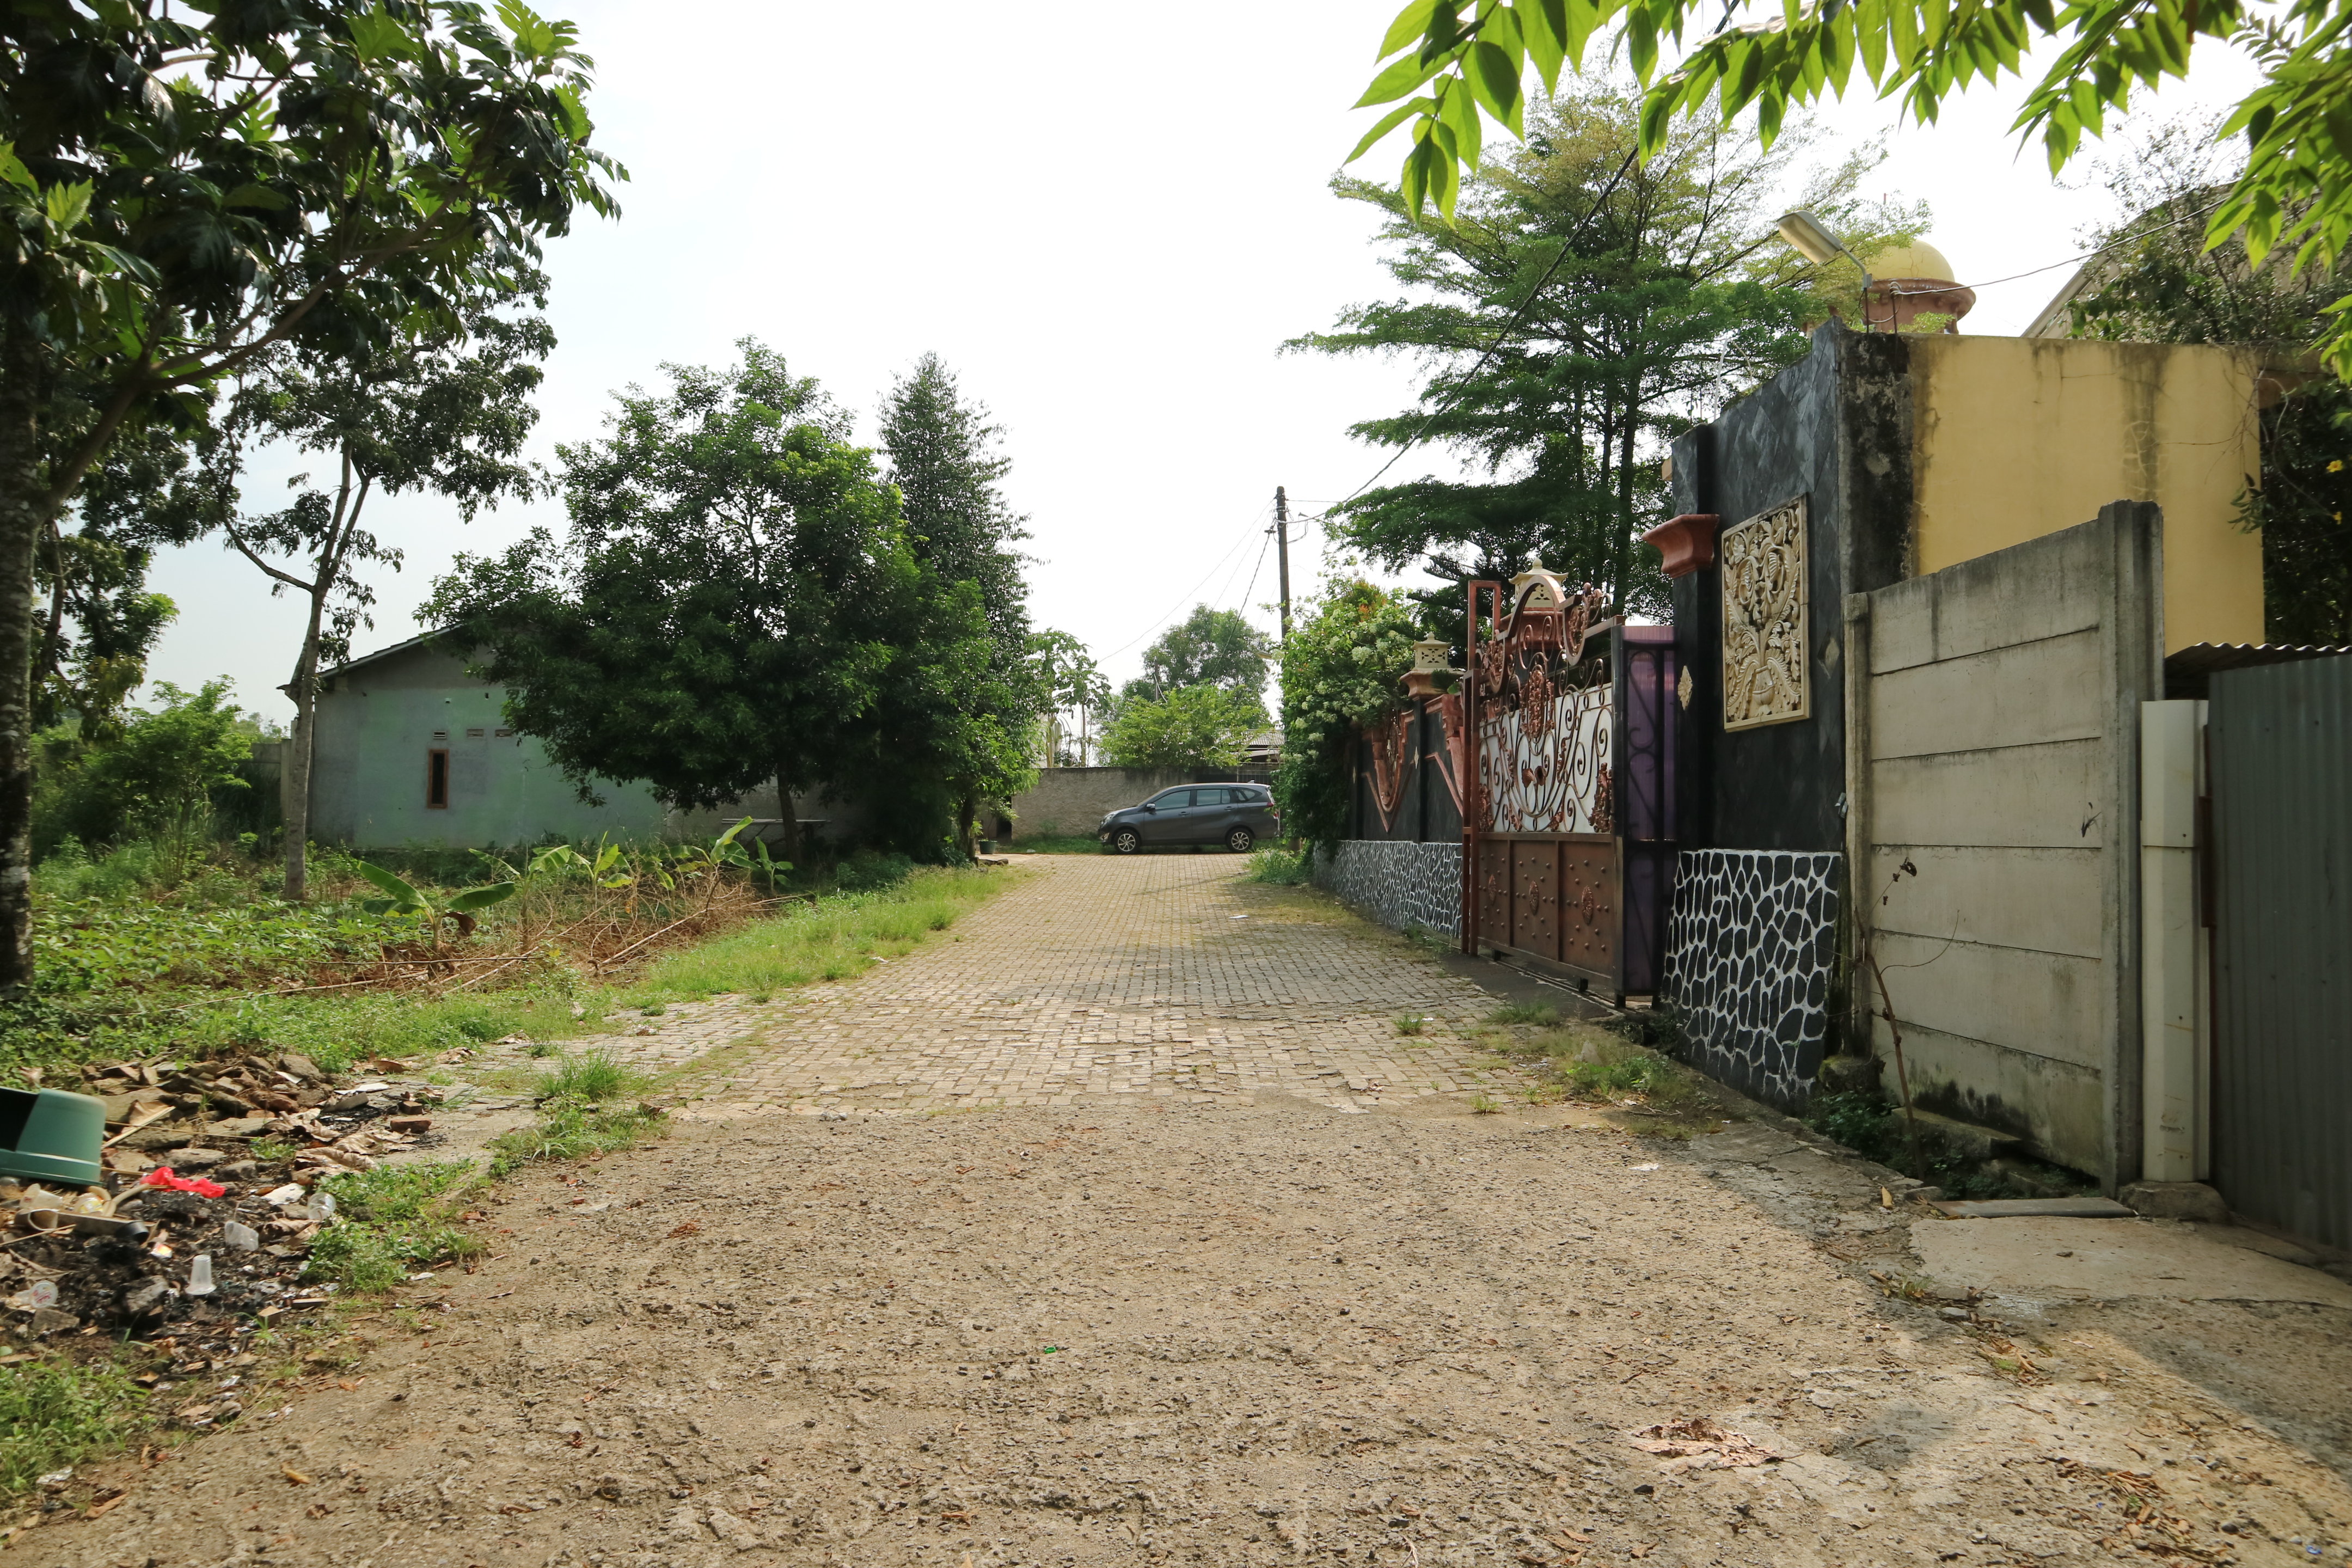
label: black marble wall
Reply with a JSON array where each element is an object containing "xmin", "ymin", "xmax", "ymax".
[{"xmin": 1667, "ymin": 323, "xmax": 1913, "ymax": 856}]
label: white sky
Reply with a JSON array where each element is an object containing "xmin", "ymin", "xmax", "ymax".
[{"xmin": 139, "ymin": 2, "xmax": 2263, "ymax": 722}]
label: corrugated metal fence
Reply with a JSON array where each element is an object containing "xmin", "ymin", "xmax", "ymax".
[{"xmin": 2209, "ymin": 653, "xmax": 2352, "ymax": 1251}]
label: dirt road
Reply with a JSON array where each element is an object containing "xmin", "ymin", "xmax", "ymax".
[{"xmin": 46, "ymin": 860, "xmax": 2352, "ymax": 1567}]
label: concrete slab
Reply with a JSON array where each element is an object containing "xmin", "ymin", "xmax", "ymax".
[{"xmin": 1911, "ymin": 1215, "xmax": 2352, "ymax": 1307}]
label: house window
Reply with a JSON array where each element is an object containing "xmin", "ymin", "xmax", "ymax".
[
  {"xmin": 465, "ymin": 727, "xmax": 485, "ymax": 739},
  {"xmin": 426, "ymin": 749, "xmax": 450, "ymax": 809}
]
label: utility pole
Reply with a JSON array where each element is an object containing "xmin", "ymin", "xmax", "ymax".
[{"xmin": 1270, "ymin": 486, "xmax": 1293, "ymax": 645}]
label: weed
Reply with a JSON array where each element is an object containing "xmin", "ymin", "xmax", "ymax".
[
  {"xmin": 0, "ymin": 1357, "xmax": 150, "ymax": 1500},
  {"xmin": 526, "ymin": 1041, "xmax": 559, "ymax": 1058},
  {"xmin": 639, "ymin": 1002, "xmax": 667, "ymax": 1018},
  {"xmin": 1469, "ymin": 1093, "xmax": 1501, "ymax": 1114},
  {"xmin": 488, "ymin": 1100, "xmax": 665, "ymax": 1176},
  {"xmin": 536, "ymin": 1049, "xmax": 637, "ymax": 1104},
  {"xmin": 1393, "ymin": 1015, "xmax": 1426, "ymax": 1037},
  {"xmin": 1243, "ymin": 846, "xmax": 1312, "ymax": 885},
  {"xmin": 248, "ymin": 1137, "xmax": 297, "ymax": 1162},
  {"xmin": 1487, "ymin": 1003, "xmax": 1560, "ymax": 1027},
  {"xmin": 303, "ymin": 1161, "xmax": 485, "ymax": 1295}
]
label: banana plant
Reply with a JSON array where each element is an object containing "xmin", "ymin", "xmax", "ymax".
[{"xmin": 354, "ymin": 861, "xmax": 517, "ymax": 948}]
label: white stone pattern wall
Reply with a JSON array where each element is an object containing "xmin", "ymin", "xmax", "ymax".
[
  {"xmin": 1665, "ymin": 849, "xmax": 1841, "ymax": 1108},
  {"xmin": 1313, "ymin": 841, "xmax": 1463, "ymax": 938}
]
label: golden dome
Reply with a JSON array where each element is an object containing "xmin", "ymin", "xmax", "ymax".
[{"xmin": 1863, "ymin": 240, "xmax": 1958, "ymax": 283}]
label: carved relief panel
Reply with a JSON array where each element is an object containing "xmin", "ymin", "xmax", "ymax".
[{"xmin": 1720, "ymin": 495, "xmax": 1810, "ymax": 731}]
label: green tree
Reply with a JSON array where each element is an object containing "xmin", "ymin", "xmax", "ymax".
[
  {"xmin": 57, "ymin": 679, "xmax": 252, "ymax": 861},
  {"xmin": 1100, "ymin": 684, "xmax": 1268, "ymax": 771},
  {"xmin": 1351, "ymin": 0, "xmax": 2352, "ymax": 372},
  {"xmin": 2057, "ymin": 119, "xmax": 2351, "ymax": 642},
  {"xmin": 1031, "ymin": 629, "xmax": 1111, "ymax": 767},
  {"xmin": 1301, "ymin": 84, "xmax": 1921, "ymax": 626},
  {"xmin": 1271, "ymin": 582, "xmax": 1424, "ymax": 855},
  {"xmin": 0, "ymin": 1, "xmax": 620, "ymax": 987},
  {"xmin": 871, "ymin": 355, "xmax": 1043, "ymax": 859},
  {"xmin": 425, "ymin": 342, "xmax": 921, "ymax": 868},
  {"xmin": 34, "ymin": 408, "xmax": 229, "ymax": 741},
  {"xmin": 219, "ymin": 279, "xmax": 556, "ymax": 899},
  {"xmin": 1123, "ymin": 605, "xmax": 1275, "ymax": 706}
]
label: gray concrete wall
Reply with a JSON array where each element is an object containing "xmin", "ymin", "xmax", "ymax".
[
  {"xmin": 1006, "ymin": 768, "xmax": 1195, "ymax": 839},
  {"xmin": 1850, "ymin": 504, "xmax": 2162, "ymax": 1183}
]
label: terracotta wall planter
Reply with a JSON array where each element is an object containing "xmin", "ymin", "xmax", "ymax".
[{"xmin": 1642, "ymin": 513, "xmax": 1720, "ymax": 578}]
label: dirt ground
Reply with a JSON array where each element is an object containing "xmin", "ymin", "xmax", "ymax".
[{"xmin": 35, "ymin": 860, "xmax": 2352, "ymax": 1568}]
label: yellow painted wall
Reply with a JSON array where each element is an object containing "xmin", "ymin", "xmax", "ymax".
[{"xmin": 1907, "ymin": 337, "xmax": 2266, "ymax": 650}]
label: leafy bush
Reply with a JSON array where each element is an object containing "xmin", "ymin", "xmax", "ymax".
[
  {"xmin": 30, "ymin": 682, "xmax": 258, "ymax": 862},
  {"xmin": 836, "ymin": 850, "xmax": 915, "ymax": 891},
  {"xmin": 1100, "ymin": 683, "xmax": 1267, "ymax": 770},
  {"xmin": 1272, "ymin": 581, "xmax": 1424, "ymax": 853},
  {"xmin": 1243, "ymin": 845, "xmax": 1311, "ymax": 884}
]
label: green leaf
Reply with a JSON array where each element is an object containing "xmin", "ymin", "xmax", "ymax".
[
  {"xmin": 0, "ymin": 142, "xmax": 34, "ymax": 195},
  {"xmin": 1357, "ymin": 48, "xmax": 1450, "ymax": 108},
  {"xmin": 356, "ymin": 860, "xmax": 424, "ymax": 907},
  {"xmin": 345, "ymin": 8, "xmax": 415, "ymax": 62},
  {"xmin": 1437, "ymin": 77, "xmax": 1484, "ymax": 170},
  {"xmin": 715, "ymin": 815, "xmax": 753, "ymax": 848},
  {"xmin": 43, "ymin": 180, "xmax": 93, "ymax": 231},
  {"xmin": 1627, "ymin": 4, "xmax": 1659, "ymax": 79},
  {"xmin": 1347, "ymin": 98, "xmax": 1433, "ymax": 163},
  {"xmin": 1380, "ymin": 0, "xmax": 1446, "ymax": 57},
  {"xmin": 446, "ymin": 883, "xmax": 518, "ymax": 914},
  {"xmin": 1401, "ymin": 134, "xmax": 1436, "ymax": 220},
  {"xmin": 1516, "ymin": 0, "xmax": 1570, "ymax": 90},
  {"xmin": 222, "ymin": 183, "xmax": 289, "ymax": 211}
]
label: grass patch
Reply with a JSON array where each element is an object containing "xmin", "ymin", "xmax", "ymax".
[
  {"xmin": 0, "ymin": 1357, "xmax": 149, "ymax": 1500},
  {"xmin": 488, "ymin": 1099, "xmax": 666, "ymax": 1177},
  {"xmin": 304, "ymin": 1161, "xmax": 486, "ymax": 1294},
  {"xmin": 1469, "ymin": 1092, "xmax": 1502, "ymax": 1114},
  {"xmin": 1243, "ymin": 846, "xmax": 1312, "ymax": 885},
  {"xmin": 1393, "ymin": 1014, "xmax": 1428, "ymax": 1036},
  {"xmin": 1487, "ymin": 1002, "xmax": 1560, "ymax": 1027},
  {"xmin": 536, "ymin": 1048, "xmax": 635, "ymax": 1103},
  {"xmin": 617, "ymin": 865, "xmax": 1009, "ymax": 1008}
]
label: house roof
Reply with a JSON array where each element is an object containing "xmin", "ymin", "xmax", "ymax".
[{"xmin": 321, "ymin": 629, "xmax": 464, "ymax": 681}]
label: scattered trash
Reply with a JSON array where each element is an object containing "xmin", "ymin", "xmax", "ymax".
[
  {"xmin": 262, "ymin": 1184, "xmax": 308, "ymax": 1208},
  {"xmin": 7, "ymin": 1281, "xmax": 58, "ymax": 1310},
  {"xmin": 222, "ymin": 1221, "xmax": 260, "ymax": 1251},
  {"xmin": 1630, "ymin": 1163, "xmax": 1661, "ymax": 1172},
  {"xmin": 1630, "ymin": 1418, "xmax": 1781, "ymax": 1469},
  {"xmin": 185, "ymin": 1255, "xmax": 216, "ymax": 1296}
]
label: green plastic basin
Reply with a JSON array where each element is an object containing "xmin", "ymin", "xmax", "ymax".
[{"xmin": 0, "ymin": 1087, "xmax": 106, "ymax": 1187}]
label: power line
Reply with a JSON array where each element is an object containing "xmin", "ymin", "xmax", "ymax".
[
  {"xmin": 1327, "ymin": 148, "xmax": 1640, "ymax": 516},
  {"xmin": 1100, "ymin": 504, "xmax": 1272, "ymax": 660},
  {"xmin": 1884, "ymin": 195, "xmax": 2234, "ymax": 297}
]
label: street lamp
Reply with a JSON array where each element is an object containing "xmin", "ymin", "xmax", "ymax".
[{"xmin": 1776, "ymin": 209, "xmax": 1877, "ymax": 331}]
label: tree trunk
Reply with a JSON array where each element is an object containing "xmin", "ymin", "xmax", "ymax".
[
  {"xmin": 955, "ymin": 788, "xmax": 980, "ymax": 860},
  {"xmin": 774, "ymin": 771, "xmax": 803, "ymax": 868},
  {"xmin": 281, "ymin": 585, "xmax": 329, "ymax": 902},
  {"xmin": 0, "ymin": 326, "xmax": 47, "ymax": 990}
]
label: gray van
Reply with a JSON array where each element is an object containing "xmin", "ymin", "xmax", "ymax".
[{"xmin": 1098, "ymin": 784, "xmax": 1279, "ymax": 855}]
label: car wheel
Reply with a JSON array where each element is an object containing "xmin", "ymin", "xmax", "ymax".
[
  {"xmin": 1112, "ymin": 828, "xmax": 1141, "ymax": 855},
  {"xmin": 1226, "ymin": 826, "xmax": 1255, "ymax": 854}
]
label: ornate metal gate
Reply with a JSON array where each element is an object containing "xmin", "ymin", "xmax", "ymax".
[{"xmin": 1461, "ymin": 565, "xmax": 1676, "ymax": 1000}]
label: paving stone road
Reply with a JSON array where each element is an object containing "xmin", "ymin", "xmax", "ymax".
[
  {"xmin": 47, "ymin": 855, "xmax": 2352, "ymax": 1568},
  {"xmin": 586, "ymin": 855, "xmax": 1519, "ymax": 1117}
]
